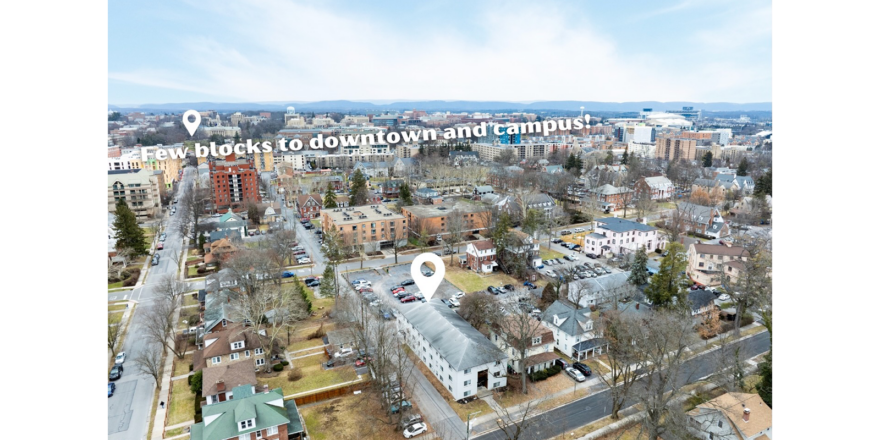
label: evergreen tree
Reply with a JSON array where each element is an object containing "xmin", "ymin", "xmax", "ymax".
[
  {"xmin": 323, "ymin": 182, "xmax": 338, "ymax": 208},
  {"xmin": 564, "ymin": 153, "xmax": 576, "ymax": 170},
  {"xmin": 736, "ymin": 158, "xmax": 749, "ymax": 176},
  {"xmin": 756, "ymin": 346, "xmax": 772, "ymax": 407},
  {"xmin": 627, "ymin": 247, "xmax": 649, "ymax": 286},
  {"xmin": 233, "ymin": 132, "xmax": 241, "ymax": 144},
  {"xmin": 319, "ymin": 265, "xmax": 337, "ymax": 299},
  {"xmin": 644, "ymin": 242, "xmax": 688, "ymax": 307},
  {"xmin": 604, "ymin": 151, "xmax": 614, "ymax": 165},
  {"xmin": 398, "ymin": 182, "xmax": 414, "ymax": 207},
  {"xmin": 113, "ymin": 199, "xmax": 148, "ymax": 255},
  {"xmin": 621, "ymin": 150, "xmax": 629, "ymax": 165},
  {"xmin": 701, "ymin": 152, "xmax": 713, "ymax": 167},
  {"xmin": 198, "ymin": 232, "xmax": 207, "ymax": 251},
  {"xmin": 755, "ymin": 170, "xmax": 772, "ymax": 196},
  {"xmin": 349, "ymin": 169, "xmax": 368, "ymax": 206}
]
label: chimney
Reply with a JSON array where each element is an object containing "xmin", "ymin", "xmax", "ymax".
[
  {"xmin": 636, "ymin": 303, "xmax": 640, "ymax": 310},
  {"xmin": 263, "ymin": 384, "xmax": 270, "ymax": 394},
  {"xmin": 743, "ymin": 408, "xmax": 750, "ymax": 422},
  {"xmin": 216, "ymin": 380, "xmax": 225, "ymax": 392}
]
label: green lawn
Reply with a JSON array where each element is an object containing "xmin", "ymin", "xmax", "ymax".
[
  {"xmin": 108, "ymin": 281, "xmax": 124, "ymax": 289},
  {"xmin": 167, "ymin": 378, "xmax": 195, "ymax": 426},
  {"xmin": 257, "ymin": 354, "xmax": 358, "ymax": 396},
  {"xmin": 444, "ymin": 265, "xmax": 522, "ymax": 294},
  {"xmin": 539, "ymin": 246, "xmax": 565, "ymax": 260},
  {"xmin": 183, "ymin": 294, "xmax": 199, "ymax": 307},
  {"xmin": 172, "ymin": 353, "xmax": 193, "ymax": 377},
  {"xmin": 187, "ymin": 266, "xmax": 199, "ymax": 277},
  {"xmin": 109, "ymin": 303, "xmax": 128, "ymax": 312},
  {"xmin": 163, "ymin": 426, "xmax": 187, "ymax": 438}
]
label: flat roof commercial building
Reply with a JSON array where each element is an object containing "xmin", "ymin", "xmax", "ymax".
[{"xmin": 321, "ymin": 205, "xmax": 407, "ymax": 252}]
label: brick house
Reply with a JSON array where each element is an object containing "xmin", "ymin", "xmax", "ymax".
[
  {"xmin": 634, "ymin": 176, "xmax": 675, "ymax": 200},
  {"xmin": 489, "ymin": 319, "xmax": 557, "ymax": 374},
  {"xmin": 677, "ymin": 202, "xmax": 730, "ymax": 239},
  {"xmin": 201, "ymin": 359, "xmax": 258, "ymax": 405},
  {"xmin": 466, "ymin": 240, "xmax": 497, "ymax": 273},
  {"xmin": 588, "ymin": 184, "xmax": 633, "ymax": 212},
  {"xmin": 377, "ymin": 179, "xmax": 405, "ymax": 198},
  {"xmin": 295, "ymin": 194, "xmax": 322, "ymax": 220},
  {"xmin": 687, "ymin": 243, "xmax": 750, "ymax": 287},
  {"xmin": 193, "ymin": 323, "xmax": 268, "ymax": 372},
  {"xmin": 189, "ymin": 385, "xmax": 305, "ymax": 440}
]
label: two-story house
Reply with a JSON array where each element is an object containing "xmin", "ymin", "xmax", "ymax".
[
  {"xmin": 201, "ymin": 359, "xmax": 258, "ymax": 405},
  {"xmin": 295, "ymin": 194, "xmax": 322, "ymax": 220},
  {"xmin": 687, "ymin": 289, "xmax": 718, "ymax": 317},
  {"xmin": 489, "ymin": 318, "xmax": 557, "ymax": 374},
  {"xmin": 398, "ymin": 300, "xmax": 508, "ymax": 401},
  {"xmin": 687, "ymin": 243, "xmax": 750, "ymax": 287},
  {"xmin": 189, "ymin": 385, "xmax": 305, "ymax": 440},
  {"xmin": 506, "ymin": 229, "xmax": 542, "ymax": 269},
  {"xmin": 715, "ymin": 173, "xmax": 755, "ymax": 194},
  {"xmin": 414, "ymin": 187, "xmax": 442, "ymax": 204},
  {"xmin": 634, "ymin": 176, "xmax": 675, "ymax": 200},
  {"xmin": 377, "ymin": 179, "xmax": 405, "ymax": 198},
  {"xmin": 202, "ymin": 289, "xmax": 241, "ymax": 334},
  {"xmin": 588, "ymin": 184, "xmax": 633, "ymax": 212},
  {"xmin": 677, "ymin": 202, "xmax": 729, "ymax": 239},
  {"xmin": 541, "ymin": 300, "xmax": 608, "ymax": 361},
  {"xmin": 585, "ymin": 217, "xmax": 665, "ymax": 256},
  {"xmin": 193, "ymin": 323, "xmax": 268, "ymax": 372},
  {"xmin": 466, "ymin": 240, "xmax": 497, "ymax": 273},
  {"xmin": 473, "ymin": 185, "xmax": 494, "ymax": 201},
  {"xmin": 687, "ymin": 392, "xmax": 772, "ymax": 440}
]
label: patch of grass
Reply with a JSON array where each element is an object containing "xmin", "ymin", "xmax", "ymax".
[
  {"xmin": 108, "ymin": 281, "xmax": 124, "ymax": 289},
  {"xmin": 183, "ymin": 294, "xmax": 199, "ymax": 308},
  {"xmin": 187, "ymin": 266, "xmax": 199, "ymax": 277},
  {"xmin": 443, "ymin": 265, "xmax": 522, "ymax": 294},
  {"xmin": 164, "ymin": 426, "xmax": 186, "ymax": 437},
  {"xmin": 258, "ymin": 353, "xmax": 358, "ymax": 396},
  {"xmin": 539, "ymin": 247, "xmax": 565, "ymax": 260},
  {"xmin": 285, "ymin": 322, "xmax": 335, "ymax": 352},
  {"xmin": 147, "ymin": 384, "xmax": 161, "ymax": 440},
  {"xmin": 109, "ymin": 312, "xmax": 123, "ymax": 326},
  {"xmin": 172, "ymin": 352, "xmax": 194, "ymax": 377},
  {"xmin": 109, "ymin": 302, "xmax": 128, "ymax": 312},
  {"xmin": 300, "ymin": 392, "xmax": 419, "ymax": 440},
  {"xmin": 167, "ymin": 378, "xmax": 196, "ymax": 426},
  {"xmin": 550, "ymin": 414, "xmax": 619, "ymax": 440},
  {"xmin": 743, "ymin": 374, "xmax": 761, "ymax": 393}
]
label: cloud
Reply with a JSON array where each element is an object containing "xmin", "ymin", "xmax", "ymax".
[{"xmin": 109, "ymin": 0, "xmax": 771, "ymax": 103}]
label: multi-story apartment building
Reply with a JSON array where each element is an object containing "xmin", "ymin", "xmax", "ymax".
[
  {"xmin": 254, "ymin": 149, "xmax": 274, "ymax": 172},
  {"xmin": 398, "ymin": 301, "xmax": 508, "ymax": 401},
  {"xmin": 583, "ymin": 217, "xmax": 665, "ymax": 256},
  {"xmin": 208, "ymin": 154, "xmax": 261, "ymax": 211},
  {"xmin": 108, "ymin": 169, "xmax": 163, "ymax": 220},
  {"xmin": 320, "ymin": 205, "xmax": 407, "ymax": 252},
  {"xmin": 687, "ymin": 243, "xmax": 750, "ymax": 287},
  {"xmin": 400, "ymin": 201, "xmax": 492, "ymax": 242},
  {"xmin": 655, "ymin": 135, "xmax": 698, "ymax": 162}
]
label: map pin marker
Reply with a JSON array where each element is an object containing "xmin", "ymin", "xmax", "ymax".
[
  {"xmin": 182, "ymin": 110, "xmax": 201, "ymax": 136},
  {"xmin": 411, "ymin": 252, "xmax": 445, "ymax": 302}
]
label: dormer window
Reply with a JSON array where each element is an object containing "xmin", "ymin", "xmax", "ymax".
[
  {"xmin": 222, "ymin": 319, "xmax": 227, "ymax": 327},
  {"xmin": 232, "ymin": 341, "xmax": 244, "ymax": 350},
  {"xmin": 238, "ymin": 419, "xmax": 254, "ymax": 431},
  {"xmin": 532, "ymin": 337, "xmax": 542, "ymax": 345}
]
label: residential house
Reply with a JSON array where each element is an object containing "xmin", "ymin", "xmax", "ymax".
[
  {"xmin": 565, "ymin": 272, "xmax": 631, "ymax": 307},
  {"xmin": 209, "ymin": 228, "xmax": 245, "ymax": 243},
  {"xmin": 335, "ymin": 195, "xmax": 350, "ymax": 208},
  {"xmin": 585, "ymin": 217, "xmax": 665, "ymax": 256},
  {"xmin": 261, "ymin": 203, "xmax": 282, "ymax": 224},
  {"xmin": 202, "ymin": 359, "xmax": 258, "ymax": 405},
  {"xmin": 324, "ymin": 328, "xmax": 358, "ymax": 358},
  {"xmin": 295, "ymin": 194, "xmax": 322, "ymax": 220},
  {"xmin": 588, "ymin": 184, "xmax": 633, "ymax": 212},
  {"xmin": 489, "ymin": 319, "xmax": 557, "ymax": 374},
  {"xmin": 634, "ymin": 176, "xmax": 675, "ymax": 200},
  {"xmin": 414, "ymin": 187, "xmax": 442, "ymax": 204},
  {"xmin": 189, "ymin": 385, "xmax": 305, "ymax": 440},
  {"xmin": 472, "ymin": 185, "xmax": 494, "ymax": 201},
  {"xmin": 353, "ymin": 161, "xmax": 391, "ymax": 178},
  {"xmin": 193, "ymin": 323, "xmax": 268, "ymax": 372},
  {"xmin": 541, "ymin": 300, "xmax": 607, "ymax": 360},
  {"xmin": 205, "ymin": 268, "xmax": 239, "ymax": 295},
  {"xmin": 377, "ymin": 179, "xmax": 405, "ymax": 198},
  {"xmin": 466, "ymin": 240, "xmax": 497, "ymax": 273},
  {"xmin": 505, "ymin": 229, "xmax": 542, "ymax": 269},
  {"xmin": 487, "ymin": 165, "xmax": 524, "ymax": 190},
  {"xmin": 687, "ymin": 243, "xmax": 750, "ymax": 287},
  {"xmin": 543, "ymin": 164, "xmax": 564, "ymax": 174},
  {"xmin": 677, "ymin": 202, "xmax": 730, "ymax": 239},
  {"xmin": 204, "ymin": 237, "xmax": 239, "ymax": 266},
  {"xmin": 687, "ymin": 392, "xmax": 772, "ymax": 440},
  {"xmin": 715, "ymin": 174, "xmax": 755, "ymax": 194},
  {"xmin": 392, "ymin": 157, "xmax": 416, "ymax": 176},
  {"xmin": 398, "ymin": 300, "xmax": 508, "ymax": 400},
  {"xmin": 203, "ymin": 289, "xmax": 241, "ymax": 334},
  {"xmin": 687, "ymin": 289, "xmax": 718, "ymax": 317}
]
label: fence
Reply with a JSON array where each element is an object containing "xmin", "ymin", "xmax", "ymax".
[{"xmin": 288, "ymin": 380, "xmax": 370, "ymax": 406}]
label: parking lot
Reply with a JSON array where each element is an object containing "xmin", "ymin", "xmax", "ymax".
[
  {"xmin": 538, "ymin": 238, "xmax": 628, "ymax": 282},
  {"xmin": 343, "ymin": 263, "xmax": 464, "ymax": 317}
]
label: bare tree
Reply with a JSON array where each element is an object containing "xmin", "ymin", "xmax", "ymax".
[
  {"xmin": 457, "ymin": 292, "xmax": 501, "ymax": 332},
  {"xmin": 133, "ymin": 343, "xmax": 165, "ymax": 389},
  {"xmin": 108, "ymin": 320, "xmax": 124, "ymax": 359},
  {"xmin": 492, "ymin": 396, "xmax": 548, "ymax": 440},
  {"xmin": 444, "ymin": 208, "xmax": 466, "ymax": 265},
  {"xmin": 142, "ymin": 297, "xmax": 188, "ymax": 359},
  {"xmin": 267, "ymin": 228, "xmax": 298, "ymax": 267},
  {"xmin": 492, "ymin": 295, "xmax": 547, "ymax": 395},
  {"xmin": 179, "ymin": 184, "xmax": 211, "ymax": 243},
  {"xmin": 719, "ymin": 237, "xmax": 772, "ymax": 336},
  {"xmin": 634, "ymin": 194, "xmax": 656, "ymax": 220},
  {"xmin": 596, "ymin": 310, "xmax": 647, "ymax": 420}
]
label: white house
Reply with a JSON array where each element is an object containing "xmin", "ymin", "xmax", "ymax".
[
  {"xmin": 398, "ymin": 300, "xmax": 508, "ymax": 400},
  {"xmin": 584, "ymin": 217, "xmax": 665, "ymax": 256},
  {"xmin": 489, "ymin": 319, "xmax": 557, "ymax": 374},
  {"xmin": 635, "ymin": 176, "xmax": 675, "ymax": 200},
  {"xmin": 541, "ymin": 300, "xmax": 608, "ymax": 360}
]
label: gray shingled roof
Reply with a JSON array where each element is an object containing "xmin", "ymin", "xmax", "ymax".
[
  {"xmin": 401, "ymin": 300, "xmax": 507, "ymax": 371},
  {"xmin": 595, "ymin": 217, "xmax": 656, "ymax": 233},
  {"xmin": 688, "ymin": 290, "xmax": 717, "ymax": 312},
  {"xmin": 204, "ymin": 289, "xmax": 240, "ymax": 331},
  {"xmin": 541, "ymin": 300, "xmax": 593, "ymax": 338}
]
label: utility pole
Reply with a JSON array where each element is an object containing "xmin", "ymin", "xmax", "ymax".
[{"xmin": 466, "ymin": 410, "xmax": 482, "ymax": 440}]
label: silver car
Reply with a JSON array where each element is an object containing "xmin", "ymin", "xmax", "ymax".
[{"xmin": 565, "ymin": 367, "xmax": 586, "ymax": 382}]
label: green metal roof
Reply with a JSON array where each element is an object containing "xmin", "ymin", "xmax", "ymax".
[
  {"xmin": 285, "ymin": 400, "xmax": 304, "ymax": 434},
  {"xmin": 190, "ymin": 388, "xmax": 289, "ymax": 440}
]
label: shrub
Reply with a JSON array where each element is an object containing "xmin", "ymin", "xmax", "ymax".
[
  {"xmin": 280, "ymin": 360, "xmax": 290, "ymax": 366},
  {"xmin": 123, "ymin": 275, "xmax": 138, "ymax": 287},
  {"xmin": 547, "ymin": 365, "xmax": 563, "ymax": 377},
  {"xmin": 190, "ymin": 370, "xmax": 203, "ymax": 394},
  {"xmin": 308, "ymin": 324, "xmax": 326, "ymax": 340},
  {"xmin": 287, "ymin": 368, "xmax": 303, "ymax": 382},
  {"xmin": 272, "ymin": 363, "xmax": 285, "ymax": 372}
]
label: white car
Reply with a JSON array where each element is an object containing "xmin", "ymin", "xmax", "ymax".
[
  {"xmin": 569, "ymin": 254, "xmax": 580, "ymax": 261},
  {"xmin": 453, "ymin": 292, "xmax": 465, "ymax": 299},
  {"xmin": 718, "ymin": 293, "xmax": 731, "ymax": 301},
  {"xmin": 573, "ymin": 228, "xmax": 584, "ymax": 233},
  {"xmin": 297, "ymin": 257, "xmax": 311, "ymax": 264},
  {"xmin": 403, "ymin": 422, "xmax": 427, "ymax": 438},
  {"xmin": 566, "ymin": 367, "xmax": 586, "ymax": 382},
  {"xmin": 448, "ymin": 298, "xmax": 460, "ymax": 307},
  {"xmin": 115, "ymin": 352, "xmax": 126, "ymax": 365}
]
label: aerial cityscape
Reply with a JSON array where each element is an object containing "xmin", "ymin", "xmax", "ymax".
[{"xmin": 107, "ymin": 2, "xmax": 772, "ymax": 440}]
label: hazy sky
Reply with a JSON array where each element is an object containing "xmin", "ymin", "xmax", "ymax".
[{"xmin": 109, "ymin": 0, "xmax": 771, "ymax": 105}]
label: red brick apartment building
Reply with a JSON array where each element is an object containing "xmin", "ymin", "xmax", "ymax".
[{"xmin": 209, "ymin": 154, "xmax": 261, "ymax": 211}]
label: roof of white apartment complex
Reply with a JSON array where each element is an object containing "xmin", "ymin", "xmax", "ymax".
[
  {"xmin": 323, "ymin": 205, "xmax": 403, "ymax": 225},
  {"xmin": 401, "ymin": 300, "xmax": 506, "ymax": 371}
]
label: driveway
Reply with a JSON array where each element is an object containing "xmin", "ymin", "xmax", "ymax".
[{"xmin": 403, "ymin": 348, "xmax": 467, "ymax": 440}]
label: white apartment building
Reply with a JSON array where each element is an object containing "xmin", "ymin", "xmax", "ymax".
[
  {"xmin": 583, "ymin": 217, "xmax": 665, "ymax": 256},
  {"xmin": 398, "ymin": 301, "xmax": 508, "ymax": 400}
]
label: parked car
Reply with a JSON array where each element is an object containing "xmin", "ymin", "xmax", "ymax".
[
  {"xmin": 151, "ymin": 255, "xmax": 160, "ymax": 266},
  {"xmin": 554, "ymin": 358, "xmax": 569, "ymax": 369},
  {"xmin": 535, "ymin": 263, "xmax": 545, "ymax": 269},
  {"xmin": 572, "ymin": 245, "xmax": 582, "ymax": 251},
  {"xmin": 564, "ymin": 255, "xmax": 574, "ymax": 261},
  {"xmin": 448, "ymin": 298, "xmax": 460, "ymax": 307},
  {"xmin": 453, "ymin": 291, "xmax": 465, "ymax": 299},
  {"xmin": 156, "ymin": 242, "xmax": 164, "ymax": 250},
  {"xmin": 109, "ymin": 365, "xmax": 123, "ymax": 381},
  {"xmin": 306, "ymin": 280, "xmax": 321, "ymax": 287},
  {"xmin": 585, "ymin": 253, "xmax": 598, "ymax": 259},
  {"xmin": 573, "ymin": 228, "xmax": 584, "ymax": 233},
  {"xmin": 543, "ymin": 259, "xmax": 552, "ymax": 266},
  {"xmin": 487, "ymin": 286, "xmax": 501, "ymax": 295},
  {"xmin": 718, "ymin": 293, "xmax": 731, "ymax": 301},
  {"xmin": 355, "ymin": 359, "xmax": 366, "ymax": 367},
  {"xmin": 114, "ymin": 352, "xmax": 126, "ymax": 365},
  {"xmin": 390, "ymin": 400, "xmax": 412, "ymax": 414},
  {"xmin": 357, "ymin": 287, "xmax": 373, "ymax": 293},
  {"xmin": 560, "ymin": 230, "xmax": 572, "ymax": 235},
  {"xmin": 391, "ymin": 286, "xmax": 406, "ymax": 294},
  {"xmin": 551, "ymin": 238, "xmax": 563, "ymax": 244},
  {"xmin": 281, "ymin": 271, "xmax": 295, "ymax": 278},
  {"xmin": 441, "ymin": 299, "xmax": 453, "ymax": 308},
  {"xmin": 297, "ymin": 257, "xmax": 311, "ymax": 264},
  {"xmin": 108, "ymin": 382, "xmax": 116, "ymax": 397},
  {"xmin": 401, "ymin": 413, "xmax": 423, "ymax": 428},
  {"xmin": 503, "ymin": 284, "xmax": 515, "ymax": 292},
  {"xmin": 159, "ymin": 233, "xmax": 166, "ymax": 242},
  {"xmin": 566, "ymin": 367, "xmax": 586, "ymax": 382},
  {"xmin": 403, "ymin": 422, "xmax": 427, "ymax": 438},
  {"xmin": 422, "ymin": 269, "xmax": 434, "ymax": 277},
  {"xmin": 400, "ymin": 295, "xmax": 417, "ymax": 303},
  {"xmin": 573, "ymin": 362, "xmax": 592, "ymax": 377},
  {"xmin": 401, "ymin": 279, "xmax": 416, "ymax": 286},
  {"xmin": 523, "ymin": 282, "xmax": 537, "ymax": 289}
]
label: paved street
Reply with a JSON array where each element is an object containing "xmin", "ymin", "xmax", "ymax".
[
  {"xmin": 109, "ymin": 166, "xmax": 198, "ymax": 440},
  {"xmin": 471, "ymin": 331, "xmax": 770, "ymax": 440}
]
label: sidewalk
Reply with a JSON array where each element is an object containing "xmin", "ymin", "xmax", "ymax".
[{"xmin": 150, "ymin": 292, "xmax": 187, "ymax": 440}]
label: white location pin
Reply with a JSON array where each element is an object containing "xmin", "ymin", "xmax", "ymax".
[
  {"xmin": 182, "ymin": 110, "xmax": 201, "ymax": 136},
  {"xmin": 411, "ymin": 253, "xmax": 445, "ymax": 302}
]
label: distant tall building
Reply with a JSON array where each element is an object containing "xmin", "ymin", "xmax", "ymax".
[
  {"xmin": 208, "ymin": 154, "xmax": 261, "ymax": 211},
  {"xmin": 655, "ymin": 136, "xmax": 698, "ymax": 162},
  {"xmin": 478, "ymin": 123, "xmax": 521, "ymax": 144}
]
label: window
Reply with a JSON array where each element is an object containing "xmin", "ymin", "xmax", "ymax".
[
  {"xmin": 464, "ymin": 368, "xmax": 471, "ymax": 374},
  {"xmin": 239, "ymin": 419, "xmax": 254, "ymax": 430},
  {"xmin": 232, "ymin": 341, "xmax": 244, "ymax": 350},
  {"xmin": 464, "ymin": 391, "xmax": 471, "ymax": 397},
  {"xmin": 718, "ymin": 421, "xmax": 723, "ymax": 428},
  {"xmin": 245, "ymin": 350, "xmax": 250, "ymax": 358},
  {"xmin": 256, "ymin": 430, "xmax": 262, "ymax": 439},
  {"xmin": 239, "ymin": 435, "xmax": 249, "ymax": 440},
  {"xmin": 230, "ymin": 353, "xmax": 239, "ymax": 361},
  {"xmin": 464, "ymin": 380, "xmax": 471, "ymax": 386},
  {"xmin": 448, "ymin": 385, "xmax": 452, "ymax": 391},
  {"xmin": 255, "ymin": 348, "xmax": 264, "ymax": 355},
  {"xmin": 493, "ymin": 381, "xmax": 500, "ymax": 388},
  {"xmin": 211, "ymin": 356, "xmax": 221, "ymax": 365},
  {"xmin": 267, "ymin": 426, "xmax": 278, "ymax": 435},
  {"xmin": 448, "ymin": 375, "xmax": 452, "ymax": 381},
  {"xmin": 256, "ymin": 358, "xmax": 265, "ymax": 366},
  {"xmin": 532, "ymin": 337, "xmax": 542, "ymax": 345},
  {"xmin": 222, "ymin": 319, "xmax": 227, "ymax": 327}
]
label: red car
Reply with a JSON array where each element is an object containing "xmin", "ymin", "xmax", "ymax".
[
  {"xmin": 358, "ymin": 287, "xmax": 373, "ymax": 293},
  {"xmin": 157, "ymin": 242, "xmax": 164, "ymax": 250},
  {"xmin": 400, "ymin": 295, "xmax": 416, "ymax": 303},
  {"xmin": 355, "ymin": 359, "xmax": 365, "ymax": 367},
  {"xmin": 391, "ymin": 287, "xmax": 406, "ymax": 295}
]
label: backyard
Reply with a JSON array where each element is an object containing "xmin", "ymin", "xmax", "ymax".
[
  {"xmin": 167, "ymin": 379, "xmax": 195, "ymax": 426},
  {"xmin": 257, "ymin": 352, "xmax": 359, "ymax": 397},
  {"xmin": 443, "ymin": 264, "xmax": 524, "ymax": 294},
  {"xmin": 301, "ymin": 392, "xmax": 434, "ymax": 440}
]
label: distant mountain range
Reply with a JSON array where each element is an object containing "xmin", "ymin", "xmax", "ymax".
[{"xmin": 108, "ymin": 100, "xmax": 771, "ymax": 113}]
